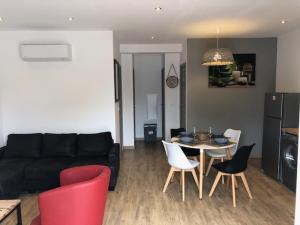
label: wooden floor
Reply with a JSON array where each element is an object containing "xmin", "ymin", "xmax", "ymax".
[{"xmin": 3, "ymin": 141, "xmax": 295, "ymax": 225}]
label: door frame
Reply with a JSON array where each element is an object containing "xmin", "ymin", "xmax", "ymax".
[
  {"xmin": 132, "ymin": 53, "xmax": 165, "ymax": 141},
  {"xmin": 120, "ymin": 44, "xmax": 182, "ymax": 148}
]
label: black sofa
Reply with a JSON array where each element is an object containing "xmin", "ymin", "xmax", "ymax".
[{"xmin": 0, "ymin": 132, "xmax": 120, "ymax": 199}]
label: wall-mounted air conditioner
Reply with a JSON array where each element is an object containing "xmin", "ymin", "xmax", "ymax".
[{"xmin": 20, "ymin": 43, "xmax": 72, "ymax": 62}]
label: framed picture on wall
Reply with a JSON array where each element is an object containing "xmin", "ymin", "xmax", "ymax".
[
  {"xmin": 208, "ymin": 54, "xmax": 256, "ymax": 88},
  {"xmin": 114, "ymin": 59, "xmax": 120, "ymax": 102}
]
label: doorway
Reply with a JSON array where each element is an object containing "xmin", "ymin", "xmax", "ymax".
[
  {"xmin": 120, "ymin": 44, "xmax": 182, "ymax": 148},
  {"xmin": 133, "ymin": 54, "xmax": 164, "ymax": 141}
]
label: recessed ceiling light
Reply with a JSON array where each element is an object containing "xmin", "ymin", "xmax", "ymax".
[
  {"xmin": 0, "ymin": 17, "xmax": 3, "ymax": 22},
  {"xmin": 154, "ymin": 7, "xmax": 162, "ymax": 11},
  {"xmin": 281, "ymin": 20, "xmax": 286, "ymax": 24},
  {"xmin": 68, "ymin": 17, "xmax": 74, "ymax": 21},
  {"xmin": 151, "ymin": 36, "xmax": 155, "ymax": 40}
]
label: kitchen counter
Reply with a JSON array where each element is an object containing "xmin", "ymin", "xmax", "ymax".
[{"xmin": 282, "ymin": 128, "xmax": 299, "ymax": 136}]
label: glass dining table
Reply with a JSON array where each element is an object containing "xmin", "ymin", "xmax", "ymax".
[{"xmin": 171, "ymin": 136, "xmax": 236, "ymax": 199}]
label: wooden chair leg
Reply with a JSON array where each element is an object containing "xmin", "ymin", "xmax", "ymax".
[
  {"xmin": 182, "ymin": 170, "xmax": 185, "ymax": 201},
  {"xmin": 191, "ymin": 168, "xmax": 199, "ymax": 188},
  {"xmin": 179, "ymin": 172, "xmax": 182, "ymax": 185},
  {"xmin": 231, "ymin": 175, "xmax": 236, "ymax": 207},
  {"xmin": 163, "ymin": 167, "xmax": 174, "ymax": 192},
  {"xmin": 226, "ymin": 176, "xmax": 230, "ymax": 190},
  {"xmin": 234, "ymin": 177, "xmax": 239, "ymax": 189},
  {"xmin": 240, "ymin": 173, "xmax": 253, "ymax": 199},
  {"xmin": 221, "ymin": 158, "xmax": 224, "ymax": 184},
  {"xmin": 209, "ymin": 172, "xmax": 222, "ymax": 197},
  {"xmin": 205, "ymin": 157, "xmax": 214, "ymax": 177},
  {"xmin": 203, "ymin": 154, "xmax": 205, "ymax": 174},
  {"xmin": 170, "ymin": 172, "xmax": 175, "ymax": 183}
]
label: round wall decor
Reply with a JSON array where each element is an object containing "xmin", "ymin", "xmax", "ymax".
[{"xmin": 166, "ymin": 64, "xmax": 179, "ymax": 88}]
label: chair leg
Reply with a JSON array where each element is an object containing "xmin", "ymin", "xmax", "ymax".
[
  {"xmin": 234, "ymin": 177, "xmax": 239, "ymax": 189},
  {"xmin": 205, "ymin": 157, "xmax": 214, "ymax": 177},
  {"xmin": 163, "ymin": 167, "xmax": 174, "ymax": 192},
  {"xmin": 179, "ymin": 173, "xmax": 182, "ymax": 185},
  {"xmin": 209, "ymin": 172, "xmax": 222, "ymax": 197},
  {"xmin": 181, "ymin": 170, "xmax": 185, "ymax": 201},
  {"xmin": 191, "ymin": 168, "xmax": 199, "ymax": 188},
  {"xmin": 240, "ymin": 173, "xmax": 253, "ymax": 199},
  {"xmin": 231, "ymin": 175, "xmax": 236, "ymax": 207},
  {"xmin": 226, "ymin": 176, "xmax": 230, "ymax": 190},
  {"xmin": 203, "ymin": 154, "xmax": 205, "ymax": 174},
  {"xmin": 221, "ymin": 158, "xmax": 224, "ymax": 184},
  {"xmin": 170, "ymin": 172, "xmax": 175, "ymax": 183}
]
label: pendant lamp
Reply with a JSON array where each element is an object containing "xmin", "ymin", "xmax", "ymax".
[{"xmin": 202, "ymin": 29, "xmax": 234, "ymax": 66}]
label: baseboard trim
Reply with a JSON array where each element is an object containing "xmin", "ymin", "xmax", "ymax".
[
  {"xmin": 135, "ymin": 137, "xmax": 163, "ymax": 141},
  {"xmin": 123, "ymin": 146, "xmax": 135, "ymax": 150}
]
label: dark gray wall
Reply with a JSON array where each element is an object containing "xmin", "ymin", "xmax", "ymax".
[{"xmin": 187, "ymin": 38, "xmax": 277, "ymax": 157}]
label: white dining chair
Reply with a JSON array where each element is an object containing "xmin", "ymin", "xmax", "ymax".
[
  {"xmin": 162, "ymin": 140, "xmax": 199, "ymax": 201},
  {"xmin": 205, "ymin": 129, "xmax": 241, "ymax": 177}
]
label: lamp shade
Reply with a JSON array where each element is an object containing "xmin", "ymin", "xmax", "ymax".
[{"xmin": 202, "ymin": 48, "xmax": 234, "ymax": 66}]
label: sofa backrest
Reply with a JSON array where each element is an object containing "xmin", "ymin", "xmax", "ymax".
[
  {"xmin": 3, "ymin": 132, "xmax": 114, "ymax": 159},
  {"xmin": 77, "ymin": 132, "xmax": 113, "ymax": 157},
  {"xmin": 5, "ymin": 133, "xmax": 42, "ymax": 158},
  {"xmin": 42, "ymin": 133, "xmax": 77, "ymax": 157}
]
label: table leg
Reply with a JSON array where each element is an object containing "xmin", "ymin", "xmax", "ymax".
[
  {"xmin": 16, "ymin": 204, "xmax": 22, "ymax": 225},
  {"xmin": 199, "ymin": 150, "xmax": 204, "ymax": 200}
]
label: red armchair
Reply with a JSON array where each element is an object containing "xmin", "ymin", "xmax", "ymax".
[{"xmin": 31, "ymin": 165, "xmax": 111, "ymax": 225}]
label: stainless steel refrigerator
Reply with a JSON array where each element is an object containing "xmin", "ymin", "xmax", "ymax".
[{"xmin": 262, "ymin": 93, "xmax": 299, "ymax": 180}]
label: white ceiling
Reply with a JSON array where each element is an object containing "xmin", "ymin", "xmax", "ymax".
[{"xmin": 0, "ymin": 0, "xmax": 300, "ymax": 43}]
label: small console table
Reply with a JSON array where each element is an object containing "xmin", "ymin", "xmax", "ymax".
[{"xmin": 0, "ymin": 199, "xmax": 22, "ymax": 225}]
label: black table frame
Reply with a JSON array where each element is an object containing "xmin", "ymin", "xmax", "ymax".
[{"xmin": 0, "ymin": 202, "xmax": 22, "ymax": 225}]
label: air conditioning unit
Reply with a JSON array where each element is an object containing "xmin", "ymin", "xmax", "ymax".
[{"xmin": 20, "ymin": 43, "xmax": 72, "ymax": 62}]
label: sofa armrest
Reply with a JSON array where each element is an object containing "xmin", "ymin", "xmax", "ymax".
[
  {"xmin": 0, "ymin": 146, "xmax": 6, "ymax": 159},
  {"xmin": 107, "ymin": 143, "xmax": 120, "ymax": 190},
  {"xmin": 108, "ymin": 143, "xmax": 119, "ymax": 160}
]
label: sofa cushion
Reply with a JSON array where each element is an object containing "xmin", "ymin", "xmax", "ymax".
[
  {"xmin": 0, "ymin": 159, "xmax": 35, "ymax": 198},
  {"xmin": 24, "ymin": 158, "xmax": 74, "ymax": 181},
  {"xmin": 0, "ymin": 158, "xmax": 35, "ymax": 167},
  {"xmin": 5, "ymin": 134, "xmax": 42, "ymax": 158},
  {"xmin": 42, "ymin": 133, "xmax": 77, "ymax": 157},
  {"xmin": 77, "ymin": 132, "xmax": 113, "ymax": 156},
  {"xmin": 69, "ymin": 156, "xmax": 109, "ymax": 167}
]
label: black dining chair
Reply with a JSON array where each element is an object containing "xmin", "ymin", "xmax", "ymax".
[
  {"xmin": 170, "ymin": 128, "xmax": 200, "ymax": 159},
  {"xmin": 208, "ymin": 144, "xmax": 256, "ymax": 207}
]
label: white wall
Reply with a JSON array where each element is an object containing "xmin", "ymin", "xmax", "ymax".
[
  {"xmin": 0, "ymin": 31, "xmax": 116, "ymax": 145},
  {"xmin": 133, "ymin": 54, "xmax": 163, "ymax": 138},
  {"xmin": 164, "ymin": 53, "xmax": 180, "ymax": 140},
  {"xmin": 121, "ymin": 53, "xmax": 135, "ymax": 147},
  {"xmin": 276, "ymin": 28, "xmax": 300, "ymax": 92}
]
